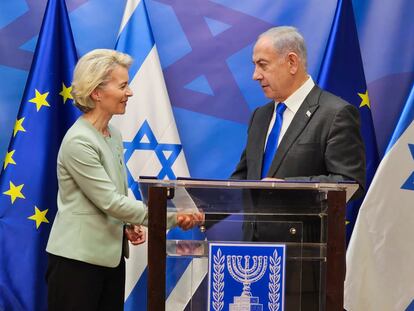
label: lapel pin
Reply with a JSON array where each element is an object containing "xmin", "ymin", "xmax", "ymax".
[{"xmin": 306, "ymin": 110, "xmax": 312, "ymax": 117}]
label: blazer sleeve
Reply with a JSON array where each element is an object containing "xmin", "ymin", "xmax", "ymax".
[
  {"xmin": 61, "ymin": 135, "xmax": 148, "ymax": 225},
  {"xmin": 108, "ymin": 126, "xmax": 178, "ymax": 228}
]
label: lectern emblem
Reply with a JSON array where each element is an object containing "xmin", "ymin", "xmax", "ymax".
[{"xmin": 208, "ymin": 243, "xmax": 286, "ymax": 311}]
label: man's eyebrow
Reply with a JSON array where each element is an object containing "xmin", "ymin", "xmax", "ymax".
[{"xmin": 253, "ymin": 58, "xmax": 268, "ymax": 64}]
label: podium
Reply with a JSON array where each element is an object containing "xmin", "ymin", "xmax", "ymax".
[{"xmin": 138, "ymin": 179, "xmax": 358, "ymax": 311}]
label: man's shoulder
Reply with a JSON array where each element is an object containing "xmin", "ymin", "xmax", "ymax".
[
  {"xmin": 318, "ymin": 88, "xmax": 351, "ymax": 109},
  {"xmin": 306, "ymin": 86, "xmax": 353, "ymax": 113}
]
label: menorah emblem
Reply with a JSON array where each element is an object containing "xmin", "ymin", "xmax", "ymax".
[
  {"xmin": 226, "ymin": 255, "xmax": 268, "ymax": 311},
  {"xmin": 227, "ymin": 255, "xmax": 268, "ymax": 297},
  {"xmin": 209, "ymin": 244, "xmax": 285, "ymax": 311}
]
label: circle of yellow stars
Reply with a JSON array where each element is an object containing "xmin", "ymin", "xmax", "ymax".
[{"xmin": 1, "ymin": 83, "xmax": 72, "ymax": 229}]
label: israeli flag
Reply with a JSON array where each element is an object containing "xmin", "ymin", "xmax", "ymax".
[
  {"xmin": 111, "ymin": 0, "xmax": 206, "ymax": 309},
  {"xmin": 344, "ymin": 85, "xmax": 414, "ymax": 311}
]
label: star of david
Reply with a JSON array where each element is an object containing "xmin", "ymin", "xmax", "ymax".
[
  {"xmin": 154, "ymin": 0, "xmax": 273, "ymax": 124},
  {"xmin": 123, "ymin": 120, "xmax": 182, "ymax": 199},
  {"xmin": 0, "ymin": 0, "xmax": 87, "ymax": 70},
  {"xmin": 401, "ymin": 143, "xmax": 414, "ymax": 191}
]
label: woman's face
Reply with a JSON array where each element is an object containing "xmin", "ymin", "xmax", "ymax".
[{"xmin": 94, "ymin": 65, "xmax": 132, "ymax": 116}]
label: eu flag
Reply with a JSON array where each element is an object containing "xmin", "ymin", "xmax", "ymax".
[
  {"xmin": 0, "ymin": 0, "xmax": 80, "ymax": 309},
  {"xmin": 317, "ymin": 0, "xmax": 380, "ymax": 243}
]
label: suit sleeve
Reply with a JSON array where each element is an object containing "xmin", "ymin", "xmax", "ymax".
[
  {"xmin": 230, "ymin": 149, "xmax": 248, "ymax": 180},
  {"xmin": 285, "ymin": 104, "xmax": 366, "ymax": 198},
  {"xmin": 325, "ymin": 104, "xmax": 366, "ymax": 190},
  {"xmin": 230, "ymin": 108, "xmax": 259, "ymax": 180}
]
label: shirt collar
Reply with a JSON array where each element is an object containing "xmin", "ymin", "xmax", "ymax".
[{"xmin": 277, "ymin": 76, "xmax": 315, "ymax": 113}]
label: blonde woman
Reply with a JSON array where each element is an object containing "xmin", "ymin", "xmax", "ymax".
[{"xmin": 46, "ymin": 49, "xmax": 199, "ymax": 310}]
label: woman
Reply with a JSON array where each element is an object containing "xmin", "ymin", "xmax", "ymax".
[{"xmin": 46, "ymin": 49, "xmax": 198, "ymax": 310}]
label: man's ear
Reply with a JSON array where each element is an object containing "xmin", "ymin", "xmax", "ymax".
[{"xmin": 287, "ymin": 52, "xmax": 299, "ymax": 74}]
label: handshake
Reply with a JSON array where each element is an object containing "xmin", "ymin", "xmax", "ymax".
[
  {"xmin": 176, "ymin": 211, "xmax": 204, "ymax": 231},
  {"xmin": 125, "ymin": 211, "xmax": 204, "ymax": 245}
]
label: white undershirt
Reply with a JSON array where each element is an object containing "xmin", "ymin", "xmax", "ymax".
[{"xmin": 264, "ymin": 76, "xmax": 315, "ymax": 150}]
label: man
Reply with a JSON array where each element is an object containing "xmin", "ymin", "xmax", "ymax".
[
  {"xmin": 232, "ymin": 26, "xmax": 365, "ymax": 191},
  {"xmin": 230, "ymin": 26, "xmax": 366, "ymax": 310}
]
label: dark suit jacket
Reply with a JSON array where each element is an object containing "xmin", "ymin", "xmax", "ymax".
[
  {"xmin": 206, "ymin": 85, "xmax": 365, "ymax": 239},
  {"xmin": 231, "ymin": 85, "xmax": 366, "ymax": 194},
  {"xmin": 226, "ymin": 86, "xmax": 364, "ymax": 310}
]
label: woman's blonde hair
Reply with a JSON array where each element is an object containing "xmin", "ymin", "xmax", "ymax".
[{"xmin": 71, "ymin": 49, "xmax": 133, "ymax": 113}]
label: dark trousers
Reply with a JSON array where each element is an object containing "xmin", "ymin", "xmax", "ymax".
[{"xmin": 46, "ymin": 254, "xmax": 125, "ymax": 311}]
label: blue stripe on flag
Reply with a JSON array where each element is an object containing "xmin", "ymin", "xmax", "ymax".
[
  {"xmin": 115, "ymin": 0, "xmax": 155, "ymax": 78},
  {"xmin": 386, "ymin": 85, "xmax": 414, "ymax": 153},
  {"xmin": 406, "ymin": 299, "xmax": 414, "ymax": 311},
  {"xmin": 124, "ymin": 269, "xmax": 148, "ymax": 310}
]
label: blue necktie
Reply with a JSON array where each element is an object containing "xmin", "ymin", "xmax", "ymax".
[{"xmin": 261, "ymin": 102, "xmax": 287, "ymax": 178}]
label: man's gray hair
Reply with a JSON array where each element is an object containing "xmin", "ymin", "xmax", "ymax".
[{"xmin": 258, "ymin": 26, "xmax": 307, "ymax": 69}]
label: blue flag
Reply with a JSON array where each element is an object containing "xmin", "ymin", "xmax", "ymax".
[
  {"xmin": 0, "ymin": 0, "xmax": 80, "ymax": 310},
  {"xmin": 317, "ymin": 0, "xmax": 379, "ymax": 243}
]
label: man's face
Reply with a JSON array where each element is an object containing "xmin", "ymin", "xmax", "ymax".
[{"xmin": 252, "ymin": 36, "xmax": 293, "ymax": 102}]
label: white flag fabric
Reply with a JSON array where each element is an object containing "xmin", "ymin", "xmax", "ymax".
[
  {"xmin": 111, "ymin": 0, "xmax": 206, "ymax": 309},
  {"xmin": 345, "ymin": 89, "xmax": 414, "ymax": 310}
]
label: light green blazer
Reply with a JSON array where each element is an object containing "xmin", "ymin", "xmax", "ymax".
[{"xmin": 46, "ymin": 117, "xmax": 175, "ymax": 267}]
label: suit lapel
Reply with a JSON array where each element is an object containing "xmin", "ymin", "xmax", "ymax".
[{"xmin": 267, "ymin": 86, "xmax": 322, "ymax": 177}]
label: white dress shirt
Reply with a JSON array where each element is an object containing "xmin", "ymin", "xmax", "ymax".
[{"xmin": 264, "ymin": 76, "xmax": 315, "ymax": 149}]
